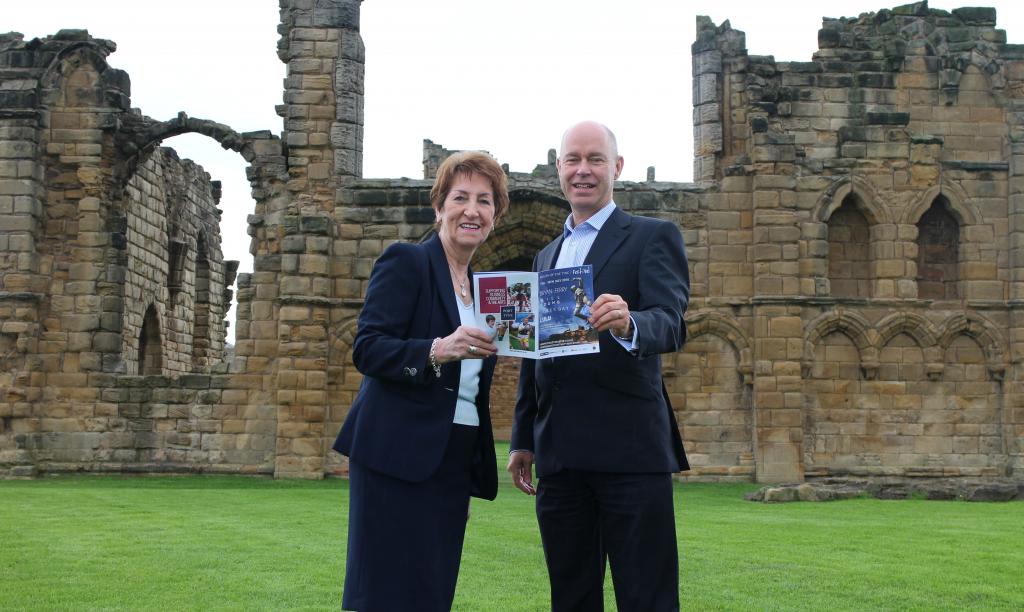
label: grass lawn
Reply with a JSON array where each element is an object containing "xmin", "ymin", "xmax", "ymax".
[{"xmin": 1, "ymin": 457, "xmax": 1022, "ymax": 611}]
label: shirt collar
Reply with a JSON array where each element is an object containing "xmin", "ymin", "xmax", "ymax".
[{"xmin": 563, "ymin": 201, "xmax": 617, "ymax": 238}]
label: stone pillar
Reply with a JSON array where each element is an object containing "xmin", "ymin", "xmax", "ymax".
[
  {"xmin": 332, "ymin": 7, "xmax": 364, "ymax": 182},
  {"xmin": 278, "ymin": 0, "xmax": 363, "ymax": 195},
  {"xmin": 1011, "ymin": 133, "xmax": 1024, "ymax": 304},
  {"xmin": 1007, "ymin": 109, "xmax": 1024, "ymax": 477},
  {"xmin": 272, "ymin": 0, "xmax": 365, "ymax": 477},
  {"xmin": 893, "ymin": 223, "xmax": 919, "ymax": 299},
  {"xmin": 278, "ymin": 212, "xmax": 332, "ymax": 477},
  {"xmin": 751, "ymin": 303, "xmax": 805, "ymax": 483},
  {"xmin": 869, "ymin": 222, "xmax": 903, "ymax": 298},
  {"xmin": 692, "ymin": 17, "xmax": 723, "ymax": 184}
]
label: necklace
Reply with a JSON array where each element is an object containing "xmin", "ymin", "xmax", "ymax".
[{"xmin": 447, "ymin": 261, "xmax": 468, "ymax": 298}]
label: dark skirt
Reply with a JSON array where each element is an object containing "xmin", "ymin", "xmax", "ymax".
[{"xmin": 343, "ymin": 424, "xmax": 478, "ymax": 612}]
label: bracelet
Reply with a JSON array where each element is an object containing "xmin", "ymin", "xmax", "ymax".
[{"xmin": 428, "ymin": 338, "xmax": 442, "ymax": 378}]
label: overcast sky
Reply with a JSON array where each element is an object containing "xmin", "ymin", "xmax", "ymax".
[{"xmin": 9, "ymin": 0, "xmax": 1023, "ymax": 341}]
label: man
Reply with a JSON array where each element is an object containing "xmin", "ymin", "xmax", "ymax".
[
  {"xmin": 508, "ymin": 121, "xmax": 690, "ymax": 611},
  {"xmin": 571, "ymin": 278, "xmax": 591, "ymax": 322}
]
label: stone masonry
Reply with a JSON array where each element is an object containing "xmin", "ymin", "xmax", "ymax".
[{"xmin": 1, "ymin": 0, "xmax": 1022, "ymax": 482}]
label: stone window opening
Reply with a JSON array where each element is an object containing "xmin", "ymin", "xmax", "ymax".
[
  {"xmin": 827, "ymin": 194, "xmax": 873, "ymax": 299},
  {"xmin": 916, "ymin": 196, "xmax": 960, "ymax": 301},
  {"xmin": 139, "ymin": 304, "xmax": 163, "ymax": 376},
  {"xmin": 192, "ymin": 233, "xmax": 211, "ymax": 370},
  {"xmin": 167, "ymin": 232, "xmax": 188, "ymax": 303}
]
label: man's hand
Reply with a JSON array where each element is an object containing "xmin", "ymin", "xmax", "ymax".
[
  {"xmin": 506, "ymin": 450, "xmax": 536, "ymax": 495},
  {"xmin": 589, "ymin": 293, "xmax": 632, "ymax": 339}
]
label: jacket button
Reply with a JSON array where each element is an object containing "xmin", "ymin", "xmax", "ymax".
[{"xmin": 403, "ymin": 367, "xmax": 417, "ymax": 376}]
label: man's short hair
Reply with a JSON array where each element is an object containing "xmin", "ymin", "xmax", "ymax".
[{"xmin": 558, "ymin": 121, "xmax": 618, "ymax": 160}]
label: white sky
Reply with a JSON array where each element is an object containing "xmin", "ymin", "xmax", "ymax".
[{"xmin": 9, "ymin": 0, "xmax": 1024, "ymax": 342}]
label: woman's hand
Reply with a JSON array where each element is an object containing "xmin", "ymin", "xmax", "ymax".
[{"xmin": 434, "ymin": 325, "xmax": 498, "ymax": 362}]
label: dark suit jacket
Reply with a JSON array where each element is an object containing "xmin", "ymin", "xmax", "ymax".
[
  {"xmin": 334, "ymin": 235, "xmax": 498, "ymax": 500},
  {"xmin": 511, "ymin": 206, "xmax": 690, "ymax": 477}
]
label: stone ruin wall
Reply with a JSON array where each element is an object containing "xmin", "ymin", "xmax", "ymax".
[
  {"xmin": 122, "ymin": 148, "xmax": 232, "ymax": 376},
  {"xmin": 0, "ymin": 26, "xmax": 286, "ymax": 477},
  {"xmin": 692, "ymin": 1, "xmax": 1024, "ymax": 480},
  {"xmin": 1, "ymin": 0, "xmax": 1023, "ymax": 483}
]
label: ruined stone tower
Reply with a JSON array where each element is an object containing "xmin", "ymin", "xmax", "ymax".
[{"xmin": 1, "ymin": 1, "xmax": 1022, "ymax": 482}]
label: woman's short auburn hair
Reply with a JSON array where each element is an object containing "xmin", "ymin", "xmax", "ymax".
[{"xmin": 430, "ymin": 151, "xmax": 509, "ymax": 223}]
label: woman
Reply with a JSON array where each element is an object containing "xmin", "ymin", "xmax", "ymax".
[{"xmin": 333, "ymin": 151, "xmax": 509, "ymax": 611}]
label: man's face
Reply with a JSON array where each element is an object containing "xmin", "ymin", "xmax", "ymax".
[{"xmin": 556, "ymin": 122, "xmax": 623, "ymax": 220}]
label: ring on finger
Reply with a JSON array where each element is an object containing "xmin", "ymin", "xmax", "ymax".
[{"xmin": 468, "ymin": 345, "xmax": 477, "ymax": 354}]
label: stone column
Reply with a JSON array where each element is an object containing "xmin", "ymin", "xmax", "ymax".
[
  {"xmin": 692, "ymin": 17, "xmax": 723, "ymax": 184},
  {"xmin": 278, "ymin": 0, "xmax": 363, "ymax": 195},
  {"xmin": 869, "ymin": 222, "xmax": 903, "ymax": 298},
  {"xmin": 271, "ymin": 0, "xmax": 365, "ymax": 478},
  {"xmin": 1006, "ymin": 106, "xmax": 1024, "ymax": 476}
]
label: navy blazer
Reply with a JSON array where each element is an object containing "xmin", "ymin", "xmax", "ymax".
[
  {"xmin": 511, "ymin": 207, "xmax": 690, "ymax": 477},
  {"xmin": 334, "ymin": 235, "xmax": 498, "ymax": 500}
]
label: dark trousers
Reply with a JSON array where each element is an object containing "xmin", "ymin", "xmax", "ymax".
[
  {"xmin": 343, "ymin": 424, "xmax": 478, "ymax": 612},
  {"xmin": 536, "ymin": 470, "xmax": 679, "ymax": 612}
]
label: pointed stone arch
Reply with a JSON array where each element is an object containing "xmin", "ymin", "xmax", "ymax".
[
  {"xmin": 682, "ymin": 311, "xmax": 754, "ymax": 385},
  {"xmin": 803, "ymin": 309, "xmax": 878, "ymax": 378},
  {"xmin": 943, "ymin": 55, "xmax": 1006, "ymax": 104},
  {"xmin": 965, "ymin": 48, "xmax": 1007, "ymax": 91},
  {"xmin": 936, "ymin": 313, "xmax": 1008, "ymax": 380},
  {"xmin": 139, "ymin": 303, "xmax": 163, "ymax": 376},
  {"xmin": 813, "ymin": 175, "xmax": 890, "ymax": 225},
  {"xmin": 915, "ymin": 196, "xmax": 961, "ymax": 300},
  {"xmin": 325, "ymin": 315, "xmax": 360, "ymax": 476},
  {"xmin": 329, "ymin": 316, "xmax": 360, "ymax": 356},
  {"xmin": 875, "ymin": 311, "xmax": 940, "ymax": 349},
  {"xmin": 876, "ymin": 311, "xmax": 944, "ymax": 379},
  {"xmin": 327, "ymin": 315, "xmax": 360, "ymax": 400},
  {"xmin": 901, "ymin": 182, "xmax": 978, "ymax": 227},
  {"xmin": 113, "ymin": 113, "xmax": 268, "ymax": 187},
  {"xmin": 35, "ymin": 43, "xmax": 127, "ymax": 262},
  {"xmin": 36, "ymin": 40, "xmax": 122, "ymax": 112}
]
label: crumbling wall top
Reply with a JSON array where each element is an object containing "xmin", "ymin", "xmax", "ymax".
[
  {"xmin": 277, "ymin": 0, "xmax": 361, "ymax": 62},
  {"xmin": 0, "ymin": 29, "xmax": 116, "ymax": 57},
  {"xmin": 815, "ymin": 1, "xmax": 1005, "ymax": 56}
]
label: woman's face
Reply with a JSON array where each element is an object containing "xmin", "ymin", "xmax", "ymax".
[{"xmin": 436, "ymin": 171, "xmax": 496, "ymax": 255}]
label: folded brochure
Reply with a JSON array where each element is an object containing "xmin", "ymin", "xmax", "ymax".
[{"xmin": 473, "ymin": 265, "xmax": 600, "ymax": 359}]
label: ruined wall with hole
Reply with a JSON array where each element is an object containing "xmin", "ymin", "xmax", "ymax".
[
  {"xmin": 121, "ymin": 148, "xmax": 230, "ymax": 376},
  {"xmin": 0, "ymin": 26, "xmax": 281, "ymax": 478},
  {"xmin": 2, "ymin": 1, "xmax": 1024, "ymax": 482}
]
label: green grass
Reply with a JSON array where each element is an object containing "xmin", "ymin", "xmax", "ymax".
[{"xmin": 1, "ymin": 461, "xmax": 1022, "ymax": 611}]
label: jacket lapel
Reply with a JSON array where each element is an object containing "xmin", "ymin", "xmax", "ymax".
[
  {"xmin": 427, "ymin": 235, "xmax": 460, "ymax": 331},
  {"xmin": 584, "ymin": 206, "xmax": 630, "ymax": 278},
  {"xmin": 539, "ymin": 234, "xmax": 565, "ymax": 272}
]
